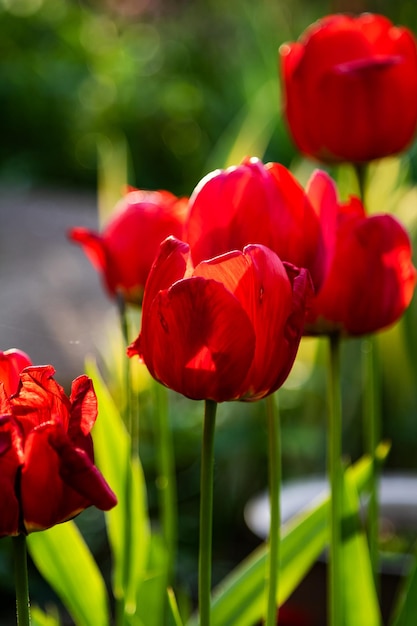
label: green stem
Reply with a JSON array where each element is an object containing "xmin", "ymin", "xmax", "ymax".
[
  {"xmin": 198, "ymin": 400, "xmax": 218, "ymax": 626},
  {"xmin": 327, "ymin": 334, "xmax": 343, "ymax": 626},
  {"xmin": 116, "ymin": 293, "xmax": 133, "ymax": 442},
  {"xmin": 154, "ymin": 381, "xmax": 178, "ymax": 587},
  {"xmin": 355, "ymin": 163, "xmax": 367, "ymax": 204},
  {"xmin": 13, "ymin": 534, "xmax": 31, "ymax": 626},
  {"xmin": 116, "ymin": 293, "xmax": 135, "ymax": 625},
  {"xmin": 362, "ymin": 337, "xmax": 380, "ymax": 588},
  {"xmin": 355, "ymin": 163, "xmax": 380, "ymax": 588},
  {"xmin": 265, "ymin": 393, "xmax": 281, "ymax": 626}
]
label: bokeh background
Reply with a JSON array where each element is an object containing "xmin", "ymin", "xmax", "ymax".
[{"xmin": 1, "ymin": 0, "xmax": 417, "ymax": 623}]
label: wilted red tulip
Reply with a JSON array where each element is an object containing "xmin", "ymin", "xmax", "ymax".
[
  {"xmin": 0, "ymin": 365, "xmax": 117, "ymax": 536},
  {"xmin": 280, "ymin": 13, "xmax": 417, "ymax": 163},
  {"xmin": 128, "ymin": 237, "xmax": 312, "ymax": 402},
  {"xmin": 185, "ymin": 156, "xmax": 337, "ymax": 290},
  {"xmin": 305, "ymin": 197, "xmax": 416, "ymax": 335},
  {"xmin": 69, "ymin": 188, "xmax": 187, "ymax": 304},
  {"xmin": 0, "ymin": 348, "xmax": 32, "ymax": 395}
]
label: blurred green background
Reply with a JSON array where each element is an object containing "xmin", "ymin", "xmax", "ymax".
[{"xmin": 2, "ymin": 0, "xmax": 417, "ymax": 623}]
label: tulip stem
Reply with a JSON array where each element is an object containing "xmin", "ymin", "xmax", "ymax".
[
  {"xmin": 362, "ymin": 337, "xmax": 380, "ymax": 589},
  {"xmin": 265, "ymin": 392, "xmax": 281, "ymax": 626},
  {"xmin": 154, "ymin": 381, "xmax": 178, "ymax": 587},
  {"xmin": 199, "ymin": 399, "xmax": 218, "ymax": 626},
  {"xmin": 355, "ymin": 163, "xmax": 381, "ymax": 589},
  {"xmin": 116, "ymin": 293, "xmax": 135, "ymax": 444},
  {"xmin": 327, "ymin": 333, "xmax": 343, "ymax": 626},
  {"xmin": 13, "ymin": 534, "xmax": 31, "ymax": 626}
]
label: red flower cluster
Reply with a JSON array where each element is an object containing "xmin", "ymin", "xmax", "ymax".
[
  {"xmin": 280, "ymin": 13, "xmax": 417, "ymax": 163},
  {"xmin": 182, "ymin": 156, "xmax": 416, "ymax": 337},
  {"xmin": 128, "ymin": 237, "xmax": 312, "ymax": 402},
  {"xmin": 0, "ymin": 352, "xmax": 117, "ymax": 537},
  {"xmin": 69, "ymin": 188, "xmax": 187, "ymax": 305},
  {"xmin": 68, "ymin": 12, "xmax": 417, "ymax": 403}
]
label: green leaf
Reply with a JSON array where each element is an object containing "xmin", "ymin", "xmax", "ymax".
[
  {"xmin": 28, "ymin": 521, "xmax": 110, "ymax": 626},
  {"xmin": 187, "ymin": 443, "xmax": 390, "ymax": 626},
  {"xmin": 85, "ymin": 358, "xmax": 150, "ymax": 614},
  {"xmin": 341, "ymin": 469, "xmax": 382, "ymax": 626},
  {"xmin": 389, "ymin": 549, "xmax": 417, "ymax": 626},
  {"xmin": 167, "ymin": 587, "xmax": 185, "ymax": 626},
  {"xmin": 133, "ymin": 535, "xmax": 169, "ymax": 626},
  {"xmin": 31, "ymin": 606, "xmax": 61, "ymax": 626}
]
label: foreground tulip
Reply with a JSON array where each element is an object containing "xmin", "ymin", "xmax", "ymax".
[
  {"xmin": 0, "ymin": 348, "xmax": 32, "ymax": 395},
  {"xmin": 306, "ymin": 197, "xmax": 416, "ymax": 335},
  {"xmin": 69, "ymin": 188, "xmax": 187, "ymax": 304},
  {"xmin": 185, "ymin": 156, "xmax": 337, "ymax": 290},
  {"xmin": 280, "ymin": 13, "xmax": 417, "ymax": 163},
  {"xmin": 128, "ymin": 237, "xmax": 312, "ymax": 402},
  {"xmin": 0, "ymin": 365, "xmax": 117, "ymax": 537}
]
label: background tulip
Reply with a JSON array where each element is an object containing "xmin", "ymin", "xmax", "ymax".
[
  {"xmin": 69, "ymin": 188, "xmax": 187, "ymax": 304},
  {"xmin": 128, "ymin": 236, "xmax": 312, "ymax": 402},
  {"xmin": 305, "ymin": 197, "xmax": 417, "ymax": 336},
  {"xmin": 0, "ymin": 365, "xmax": 117, "ymax": 536},
  {"xmin": 280, "ymin": 13, "xmax": 417, "ymax": 163},
  {"xmin": 185, "ymin": 156, "xmax": 337, "ymax": 290}
]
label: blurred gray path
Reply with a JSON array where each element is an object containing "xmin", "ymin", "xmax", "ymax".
[{"xmin": 0, "ymin": 186, "xmax": 117, "ymax": 385}]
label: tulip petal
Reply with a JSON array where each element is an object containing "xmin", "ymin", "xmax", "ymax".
[
  {"xmin": 0, "ymin": 417, "xmax": 22, "ymax": 536},
  {"xmin": 11, "ymin": 366, "xmax": 70, "ymax": 434},
  {"xmin": 69, "ymin": 375, "xmax": 98, "ymax": 438},
  {"xmin": 49, "ymin": 429, "xmax": 117, "ymax": 511},
  {"xmin": 128, "ymin": 237, "xmax": 193, "ymax": 358},
  {"xmin": 195, "ymin": 245, "xmax": 311, "ymax": 399},
  {"xmin": 21, "ymin": 425, "xmax": 116, "ymax": 533},
  {"xmin": 140, "ymin": 275, "xmax": 256, "ymax": 402},
  {"xmin": 0, "ymin": 349, "xmax": 33, "ymax": 397}
]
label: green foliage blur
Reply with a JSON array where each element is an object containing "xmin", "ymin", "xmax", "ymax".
[{"xmin": 0, "ymin": 0, "xmax": 326, "ymax": 194}]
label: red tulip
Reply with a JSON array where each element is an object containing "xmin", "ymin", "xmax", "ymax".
[
  {"xmin": 0, "ymin": 348, "xmax": 32, "ymax": 395},
  {"xmin": 128, "ymin": 237, "xmax": 312, "ymax": 402},
  {"xmin": 305, "ymin": 197, "xmax": 416, "ymax": 335},
  {"xmin": 0, "ymin": 366, "xmax": 117, "ymax": 536},
  {"xmin": 69, "ymin": 188, "xmax": 187, "ymax": 304},
  {"xmin": 280, "ymin": 13, "xmax": 417, "ymax": 163},
  {"xmin": 185, "ymin": 157, "xmax": 337, "ymax": 291}
]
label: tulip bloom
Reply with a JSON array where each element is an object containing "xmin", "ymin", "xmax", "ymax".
[
  {"xmin": 0, "ymin": 348, "xmax": 32, "ymax": 395},
  {"xmin": 69, "ymin": 188, "xmax": 187, "ymax": 304},
  {"xmin": 128, "ymin": 237, "xmax": 312, "ymax": 402},
  {"xmin": 185, "ymin": 156, "xmax": 337, "ymax": 291},
  {"xmin": 0, "ymin": 365, "xmax": 117, "ymax": 536},
  {"xmin": 280, "ymin": 13, "xmax": 417, "ymax": 163},
  {"xmin": 305, "ymin": 197, "xmax": 416, "ymax": 336}
]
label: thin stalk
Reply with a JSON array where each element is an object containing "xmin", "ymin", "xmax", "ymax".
[
  {"xmin": 154, "ymin": 381, "xmax": 178, "ymax": 586},
  {"xmin": 13, "ymin": 534, "xmax": 31, "ymax": 626},
  {"xmin": 116, "ymin": 293, "xmax": 134, "ymax": 441},
  {"xmin": 355, "ymin": 163, "xmax": 367, "ymax": 203},
  {"xmin": 198, "ymin": 400, "xmax": 218, "ymax": 626},
  {"xmin": 115, "ymin": 293, "xmax": 135, "ymax": 625},
  {"xmin": 355, "ymin": 163, "xmax": 381, "ymax": 588},
  {"xmin": 327, "ymin": 334, "xmax": 343, "ymax": 626},
  {"xmin": 362, "ymin": 337, "xmax": 380, "ymax": 588},
  {"xmin": 265, "ymin": 392, "xmax": 281, "ymax": 626}
]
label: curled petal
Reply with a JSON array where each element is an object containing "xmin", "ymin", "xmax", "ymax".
[
  {"xmin": 21, "ymin": 425, "xmax": 116, "ymax": 533},
  {"xmin": 69, "ymin": 375, "xmax": 98, "ymax": 438},
  {"xmin": 11, "ymin": 366, "xmax": 69, "ymax": 434},
  {"xmin": 49, "ymin": 429, "xmax": 117, "ymax": 511}
]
